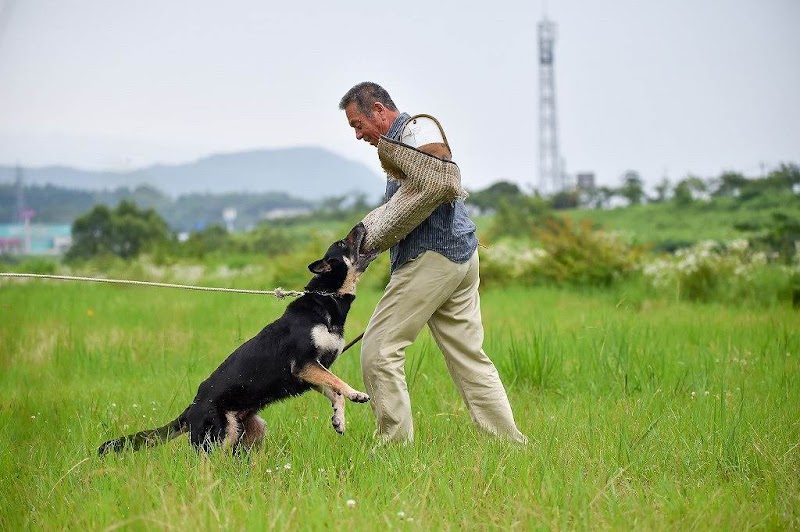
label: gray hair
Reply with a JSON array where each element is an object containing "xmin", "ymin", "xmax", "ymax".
[{"xmin": 338, "ymin": 82, "xmax": 398, "ymax": 115}]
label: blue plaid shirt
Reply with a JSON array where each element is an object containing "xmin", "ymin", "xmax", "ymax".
[{"xmin": 384, "ymin": 113, "xmax": 478, "ymax": 273}]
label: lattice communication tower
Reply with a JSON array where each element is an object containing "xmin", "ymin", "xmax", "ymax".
[{"xmin": 538, "ymin": 17, "xmax": 563, "ymax": 194}]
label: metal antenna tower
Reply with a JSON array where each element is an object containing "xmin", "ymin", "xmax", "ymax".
[
  {"xmin": 538, "ymin": 16, "xmax": 562, "ymax": 195},
  {"xmin": 15, "ymin": 164, "xmax": 25, "ymax": 221}
]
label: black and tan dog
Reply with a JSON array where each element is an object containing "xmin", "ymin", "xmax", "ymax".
[{"xmin": 99, "ymin": 223, "xmax": 377, "ymax": 454}]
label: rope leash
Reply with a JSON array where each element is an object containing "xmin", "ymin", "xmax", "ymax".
[
  {"xmin": 342, "ymin": 332, "xmax": 365, "ymax": 354},
  {"xmin": 0, "ymin": 272, "xmax": 305, "ymax": 298},
  {"xmin": 0, "ymin": 271, "xmax": 367, "ymax": 351}
]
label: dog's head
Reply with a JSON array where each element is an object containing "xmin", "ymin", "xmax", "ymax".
[{"xmin": 307, "ymin": 223, "xmax": 377, "ymax": 295}]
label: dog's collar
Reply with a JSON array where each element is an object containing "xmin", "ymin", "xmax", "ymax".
[
  {"xmin": 305, "ymin": 291, "xmax": 356, "ymax": 308},
  {"xmin": 305, "ymin": 290, "xmax": 354, "ymax": 300},
  {"xmin": 307, "ymin": 291, "xmax": 354, "ymax": 321}
]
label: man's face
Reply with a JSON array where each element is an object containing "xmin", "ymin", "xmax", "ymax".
[{"xmin": 344, "ymin": 102, "xmax": 389, "ymax": 147}]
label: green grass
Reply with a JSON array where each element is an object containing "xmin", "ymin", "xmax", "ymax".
[
  {"xmin": 1, "ymin": 280, "xmax": 799, "ymax": 530},
  {"xmin": 567, "ymin": 198, "xmax": 800, "ymax": 247}
]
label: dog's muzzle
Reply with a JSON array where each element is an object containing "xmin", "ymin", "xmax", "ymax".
[{"xmin": 348, "ymin": 223, "xmax": 378, "ymax": 272}]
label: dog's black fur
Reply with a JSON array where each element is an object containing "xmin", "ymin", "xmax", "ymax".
[{"xmin": 99, "ymin": 223, "xmax": 377, "ymax": 454}]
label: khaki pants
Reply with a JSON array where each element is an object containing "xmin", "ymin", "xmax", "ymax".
[{"xmin": 360, "ymin": 250, "xmax": 527, "ymax": 444}]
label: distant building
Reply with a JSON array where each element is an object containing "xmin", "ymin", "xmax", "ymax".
[
  {"xmin": 0, "ymin": 224, "xmax": 72, "ymax": 255},
  {"xmin": 0, "ymin": 236, "xmax": 23, "ymax": 254},
  {"xmin": 261, "ymin": 208, "xmax": 313, "ymax": 220},
  {"xmin": 576, "ymin": 172, "xmax": 595, "ymax": 191},
  {"xmin": 575, "ymin": 172, "xmax": 597, "ymax": 207},
  {"xmin": 222, "ymin": 207, "xmax": 238, "ymax": 232}
]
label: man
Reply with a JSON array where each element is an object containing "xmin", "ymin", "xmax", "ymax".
[{"xmin": 339, "ymin": 81, "xmax": 527, "ymax": 445}]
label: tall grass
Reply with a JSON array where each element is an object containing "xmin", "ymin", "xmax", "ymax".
[{"xmin": 1, "ymin": 280, "xmax": 798, "ymax": 529}]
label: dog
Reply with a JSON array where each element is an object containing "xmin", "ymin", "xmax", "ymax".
[{"xmin": 98, "ymin": 223, "xmax": 377, "ymax": 454}]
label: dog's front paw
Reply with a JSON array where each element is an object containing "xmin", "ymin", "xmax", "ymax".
[{"xmin": 348, "ymin": 390, "xmax": 370, "ymax": 403}]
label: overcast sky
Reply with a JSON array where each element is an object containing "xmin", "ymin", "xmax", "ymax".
[{"xmin": 0, "ymin": 0, "xmax": 798, "ymax": 192}]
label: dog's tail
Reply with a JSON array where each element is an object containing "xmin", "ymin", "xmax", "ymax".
[{"xmin": 98, "ymin": 408, "xmax": 189, "ymax": 455}]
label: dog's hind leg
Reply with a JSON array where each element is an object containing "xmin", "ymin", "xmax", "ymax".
[
  {"xmin": 240, "ymin": 413, "xmax": 266, "ymax": 449},
  {"xmin": 314, "ymin": 385, "xmax": 346, "ymax": 434},
  {"xmin": 188, "ymin": 412, "xmax": 227, "ymax": 453},
  {"xmin": 294, "ymin": 361, "xmax": 370, "ymax": 403},
  {"xmin": 223, "ymin": 411, "xmax": 244, "ymax": 451}
]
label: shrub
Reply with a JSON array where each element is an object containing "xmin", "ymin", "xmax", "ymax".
[
  {"xmin": 479, "ymin": 241, "xmax": 549, "ymax": 289},
  {"xmin": 180, "ymin": 225, "xmax": 230, "ymax": 259},
  {"xmin": 247, "ymin": 226, "xmax": 297, "ymax": 256},
  {"xmin": 749, "ymin": 212, "xmax": 800, "ymax": 264},
  {"xmin": 2, "ymin": 257, "xmax": 59, "ymax": 274},
  {"xmin": 533, "ymin": 218, "xmax": 642, "ymax": 286},
  {"xmin": 487, "ymin": 195, "xmax": 553, "ymax": 240},
  {"xmin": 641, "ymin": 239, "xmax": 798, "ymax": 305},
  {"xmin": 480, "ymin": 217, "xmax": 642, "ymax": 288}
]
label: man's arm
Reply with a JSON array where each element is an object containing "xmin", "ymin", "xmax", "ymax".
[{"xmin": 360, "ymin": 135, "xmax": 465, "ymax": 252}]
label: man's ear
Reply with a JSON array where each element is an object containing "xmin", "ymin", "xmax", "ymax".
[{"xmin": 308, "ymin": 259, "xmax": 331, "ymax": 274}]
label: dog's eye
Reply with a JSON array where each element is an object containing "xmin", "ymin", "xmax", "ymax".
[{"xmin": 338, "ymin": 241, "xmax": 347, "ymax": 248}]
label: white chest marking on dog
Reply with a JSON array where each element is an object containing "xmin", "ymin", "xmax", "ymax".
[
  {"xmin": 339, "ymin": 257, "xmax": 359, "ymax": 295},
  {"xmin": 311, "ymin": 324, "xmax": 345, "ymax": 353}
]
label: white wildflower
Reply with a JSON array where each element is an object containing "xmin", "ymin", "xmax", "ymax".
[
  {"xmin": 728, "ymin": 239, "xmax": 749, "ymax": 253},
  {"xmin": 751, "ymin": 252, "xmax": 767, "ymax": 266}
]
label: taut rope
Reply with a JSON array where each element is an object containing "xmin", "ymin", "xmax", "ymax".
[
  {"xmin": 0, "ymin": 272, "xmax": 367, "ymax": 351},
  {"xmin": 0, "ymin": 272, "xmax": 305, "ymax": 298}
]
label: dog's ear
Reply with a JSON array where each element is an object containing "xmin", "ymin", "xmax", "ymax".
[
  {"xmin": 308, "ymin": 259, "xmax": 331, "ymax": 274},
  {"xmin": 309, "ymin": 258, "xmax": 343, "ymax": 274}
]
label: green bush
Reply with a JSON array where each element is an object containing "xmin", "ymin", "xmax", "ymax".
[
  {"xmin": 533, "ymin": 218, "xmax": 642, "ymax": 286},
  {"xmin": 749, "ymin": 212, "xmax": 800, "ymax": 264},
  {"xmin": 480, "ymin": 217, "xmax": 642, "ymax": 288},
  {"xmin": 248, "ymin": 226, "xmax": 297, "ymax": 255},
  {"xmin": 0, "ymin": 256, "xmax": 59, "ymax": 274},
  {"xmin": 179, "ymin": 225, "xmax": 230, "ymax": 258},
  {"xmin": 641, "ymin": 239, "xmax": 799, "ymax": 305},
  {"xmin": 487, "ymin": 195, "xmax": 553, "ymax": 240}
]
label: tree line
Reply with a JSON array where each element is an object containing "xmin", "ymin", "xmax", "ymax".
[
  {"xmin": 467, "ymin": 163, "xmax": 800, "ymax": 212},
  {"xmin": 6, "ymin": 162, "xmax": 797, "ymax": 264},
  {"xmin": 0, "ymin": 183, "xmax": 313, "ymax": 231}
]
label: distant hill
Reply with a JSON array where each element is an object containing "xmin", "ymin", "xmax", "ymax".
[
  {"xmin": 0, "ymin": 182, "xmax": 319, "ymax": 231},
  {"xmin": 0, "ymin": 147, "xmax": 385, "ymax": 201}
]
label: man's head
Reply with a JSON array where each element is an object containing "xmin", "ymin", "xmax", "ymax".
[{"xmin": 339, "ymin": 82, "xmax": 400, "ymax": 147}]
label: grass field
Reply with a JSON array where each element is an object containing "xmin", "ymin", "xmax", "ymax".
[
  {"xmin": 1, "ymin": 279, "xmax": 799, "ymax": 530},
  {"xmin": 567, "ymin": 198, "xmax": 800, "ymax": 248}
]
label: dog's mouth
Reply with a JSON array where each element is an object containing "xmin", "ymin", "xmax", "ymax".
[{"xmin": 347, "ymin": 223, "xmax": 378, "ymax": 272}]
